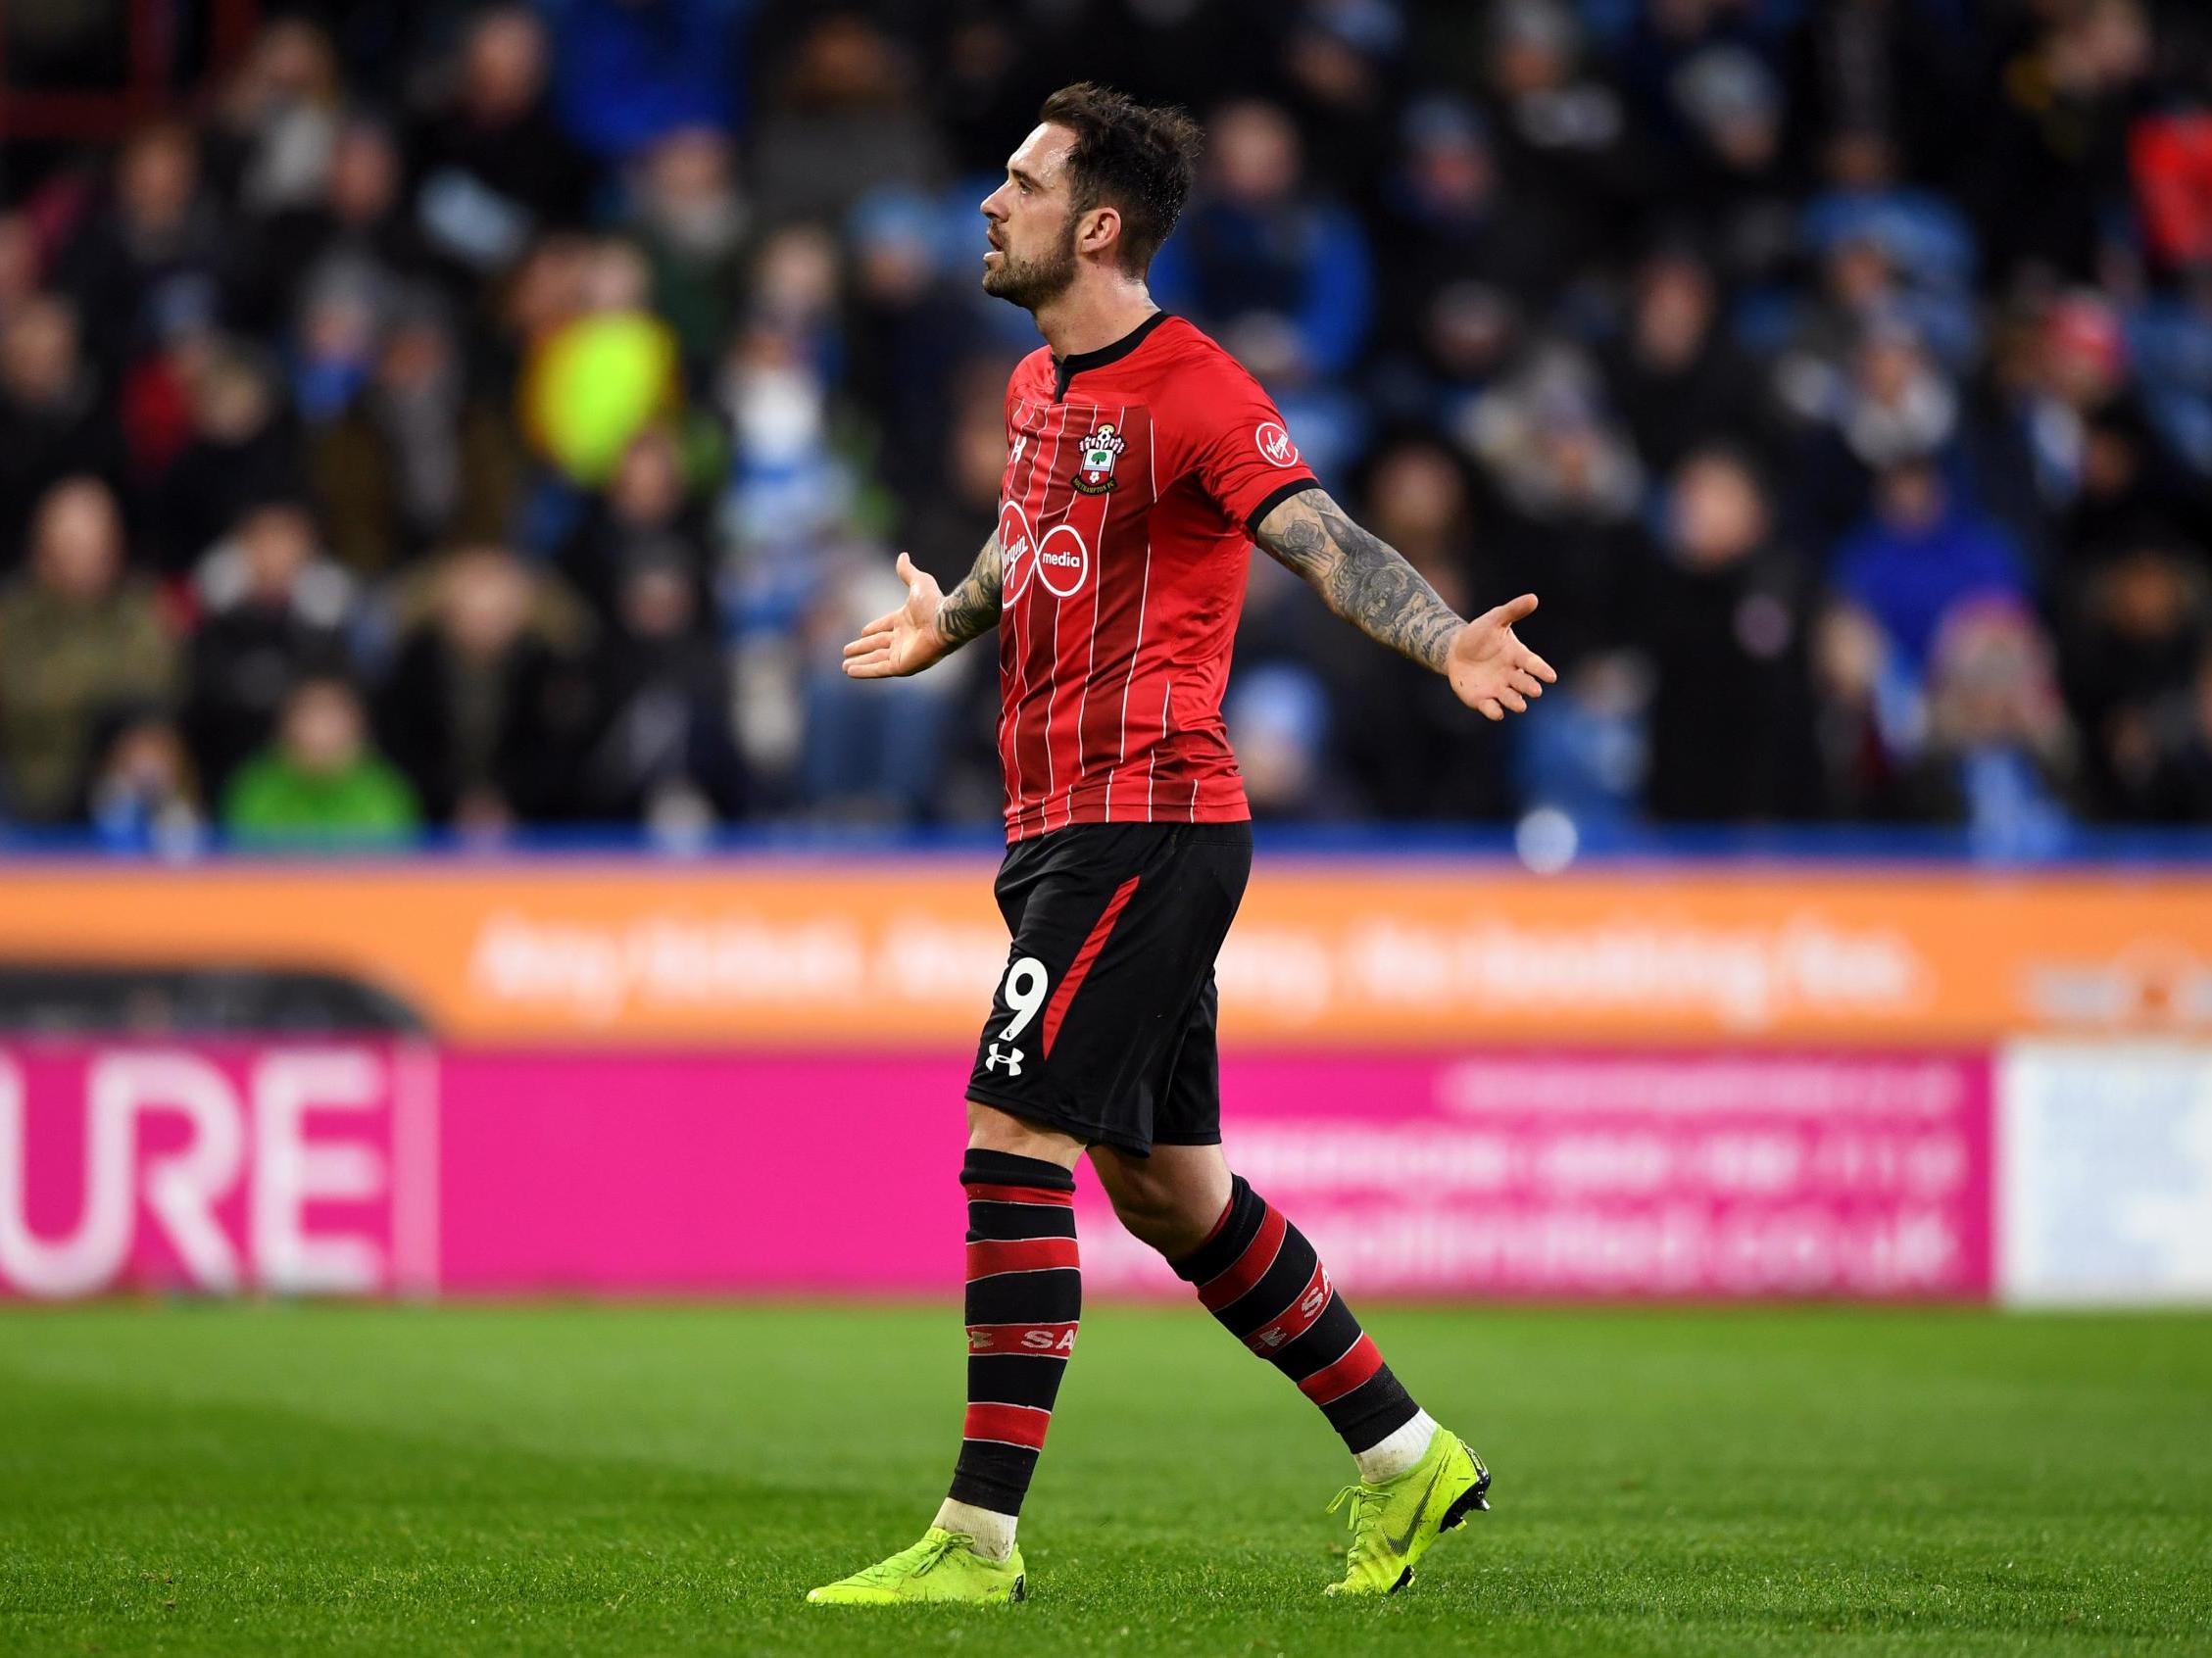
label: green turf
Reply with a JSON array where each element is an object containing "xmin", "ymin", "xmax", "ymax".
[{"xmin": 2, "ymin": 1303, "xmax": 2208, "ymax": 1656}]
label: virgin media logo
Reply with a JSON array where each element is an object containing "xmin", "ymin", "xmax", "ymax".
[
  {"xmin": 997, "ymin": 500, "xmax": 1090, "ymax": 600},
  {"xmin": 0, "ymin": 1044, "xmax": 436, "ymax": 1298},
  {"xmin": 1254, "ymin": 421, "xmax": 1300, "ymax": 467}
]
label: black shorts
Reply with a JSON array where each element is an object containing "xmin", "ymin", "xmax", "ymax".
[{"xmin": 965, "ymin": 820, "xmax": 1253, "ymax": 1156}]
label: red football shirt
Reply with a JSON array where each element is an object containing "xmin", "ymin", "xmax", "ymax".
[{"xmin": 993, "ymin": 312, "xmax": 1317, "ymax": 840}]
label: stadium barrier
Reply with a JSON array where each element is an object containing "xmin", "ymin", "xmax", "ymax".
[{"xmin": 2, "ymin": 855, "xmax": 2207, "ymax": 1304}]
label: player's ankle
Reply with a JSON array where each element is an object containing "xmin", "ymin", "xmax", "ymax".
[
  {"xmin": 933, "ymin": 1498, "xmax": 1019, "ymax": 1562},
  {"xmin": 1354, "ymin": 1409, "xmax": 1439, "ymax": 1484}
]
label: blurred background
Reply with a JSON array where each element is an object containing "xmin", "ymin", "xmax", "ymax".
[
  {"xmin": 0, "ymin": 0, "xmax": 2209, "ymax": 846},
  {"xmin": 0, "ymin": 0, "xmax": 2207, "ymax": 1311}
]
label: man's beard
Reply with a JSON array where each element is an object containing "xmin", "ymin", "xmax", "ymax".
[{"xmin": 982, "ymin": 215, "xmax": 1079, "ymax": 311}]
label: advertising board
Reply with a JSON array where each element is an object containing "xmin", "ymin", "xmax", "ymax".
[{"xmin": 2, "ymin": 1044, "xmax": 1992, "ymax": 1301}]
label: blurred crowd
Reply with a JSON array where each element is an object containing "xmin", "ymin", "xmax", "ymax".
[{"xmin": 3, "ymin": 0, "xmax": 2211, "ymax": 851}]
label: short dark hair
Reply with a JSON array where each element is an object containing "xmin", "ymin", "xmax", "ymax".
[{"xmin": 1037, "ymin": 83, "xmax": 1204, "ymax": 276}]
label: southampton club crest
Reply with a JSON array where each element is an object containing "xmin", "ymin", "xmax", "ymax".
[{"xmin": 1072, "ymin": 422, "xmax": 1127, "ymax": 494}]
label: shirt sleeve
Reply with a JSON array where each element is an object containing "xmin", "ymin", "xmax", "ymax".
[{"xmin": 1168, "ymin": 354, "xmax": 1321, "ymax": 535}]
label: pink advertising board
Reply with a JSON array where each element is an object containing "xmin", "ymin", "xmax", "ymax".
[
  {"xmin": 1077, "ymin": 1052, "xmax": 1993, "ymax": 1298},
  {"xmin": 1, "ymin": 1044, "xmax": 1991, "ymax": 1300},
  {"xmin": 0, "ymin": 1042, "xmax": 435, "ymax": 1298}
]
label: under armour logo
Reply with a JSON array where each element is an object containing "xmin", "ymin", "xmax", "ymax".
[{"xmin": 984, "ymin": 1044, "xmax": 1025, "ymax": 1077}]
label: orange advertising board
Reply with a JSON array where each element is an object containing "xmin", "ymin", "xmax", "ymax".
[{"xmin": 0, "ymin": 857, "xmax": 2208, "ymax": 1046}]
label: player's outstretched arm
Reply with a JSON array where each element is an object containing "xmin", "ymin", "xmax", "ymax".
[
  {"xmin": 841, "ymin": 536, "xmax": 1003, "ymax": 680},
  {"xmin": 1253, "ymin": 487, "xmax": 1556, "ymax": 721}
]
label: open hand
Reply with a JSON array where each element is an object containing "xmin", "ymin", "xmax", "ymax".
[
  {"xmin": 842, "ymin": 554, "xmax": 949, "ymax": 680},
  {"xmin": 1447, "ymin": 593, "xmax": 1557, "ymax": 720}
]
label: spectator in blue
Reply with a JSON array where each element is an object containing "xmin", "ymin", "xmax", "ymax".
[
  {"xmin": 1510, "ymin": 651, "xmax": 1647, "ymax": 834},
  {"xmin": 2125, "ymin": 285, "xmax": 2212, "ymax": 489},
  {"xmin": 1226, "ymin": 663, "xmax": 1354, "ymax": 821},
  {"xmin": 797, "ymin": 542, "xmax": 960, "ymax": 822},
  {"xmin": 1799, "ymin": 131, "xmax": 1980, "ymax": 369},
  {"xmin": 540, "ymin": 0, "xmax": 758, "ymax": 163},
  {"xmin": 1803, "ymin": 132, "xmax": 1976, "ymax": 300},
  {"xmin": 1150, "ymin": 99, "xmax": 1373, "ymax": 384},
  {"xmin": 82, "ymin": 707, "xmax": 206, "ymax": 855},
  {"xmin": 1899, "ymin": 601, "xmax": 2080, "ymax": 854},
  {"xmin": 1832, "ymin": 459, "xmax": 2030, "ymax": 679}
]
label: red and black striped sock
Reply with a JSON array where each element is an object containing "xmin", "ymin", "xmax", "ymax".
[
  {"xmin": 946, "ymin": 1149, "xmax": 1080, "ymax": 1516},
  {"xmin": 1172, "ymin": 1174, "xmax": 1419, "ymax": 1455}
]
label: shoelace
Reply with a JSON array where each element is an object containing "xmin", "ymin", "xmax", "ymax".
[
  {"xmin": 1326, "ymin": 1483, "xmax": 1391, "ymax": 1571},
  {"xmin": 850, "ymin": 1531, "xmax": 969, "ymax": 1585}
]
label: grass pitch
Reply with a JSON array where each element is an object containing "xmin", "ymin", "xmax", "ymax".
[{"xmin": 2, "ymin": 1303, "xmax": 2208, "ymax": 1656}]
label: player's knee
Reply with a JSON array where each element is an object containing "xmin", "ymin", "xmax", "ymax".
[{"xmin": 1103, "ymin": 1169, "xmax": 1214, "ymax": 1258}]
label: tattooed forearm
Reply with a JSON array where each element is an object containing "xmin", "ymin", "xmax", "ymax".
[
  {"xmin": 933, "ymin": 531, "xmax": 1004, "ymax": 649},
  {"xmin": 1253, "ymin": 488, "xmax": 1464, "ymax": 671}
]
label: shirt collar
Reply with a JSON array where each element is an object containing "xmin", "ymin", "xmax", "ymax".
[{"xmin": 1052, "ymin": 311, "xmax": 1171, "ymax": 399}]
